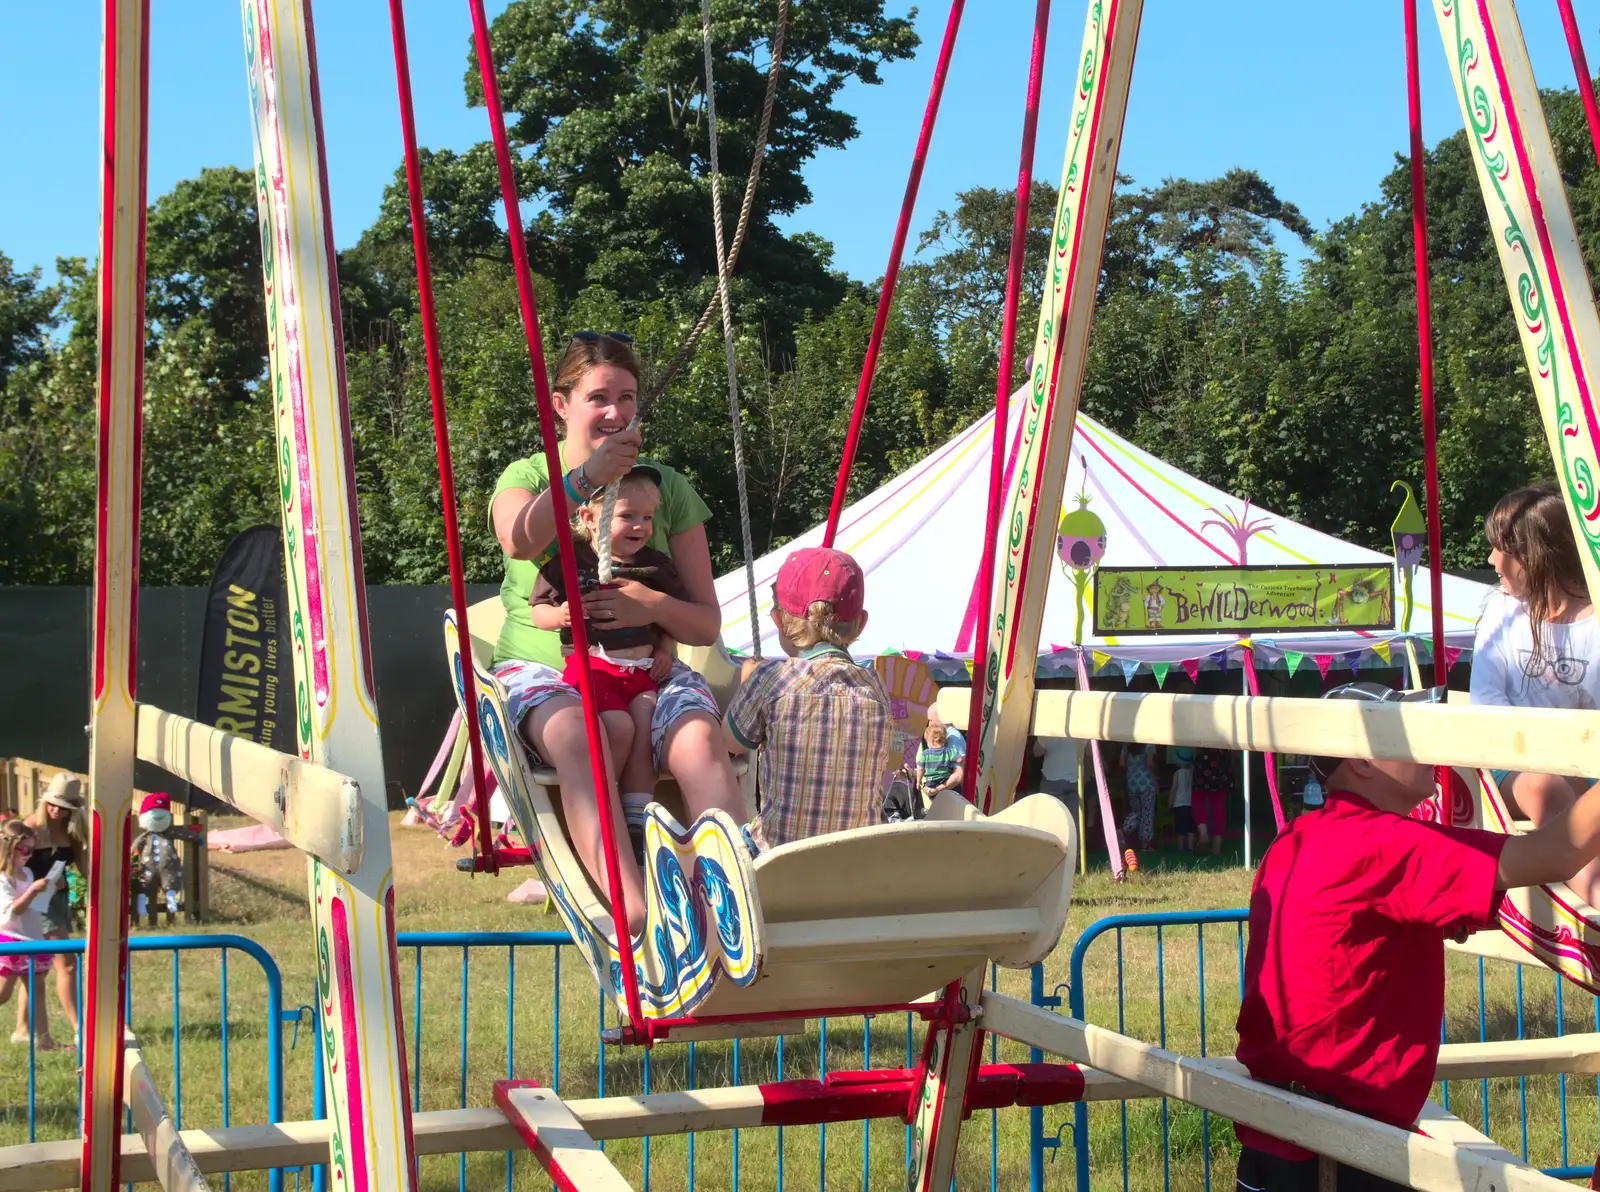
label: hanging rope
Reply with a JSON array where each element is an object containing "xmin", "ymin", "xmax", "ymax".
[
  {"xmin": 467, "ymin": 0, "xmax": 646, "ymax": 1039},
  {"xmin": 701, "ymin": 0, "xmax": 764, "ymax": 659},
  {"xmin": 962, "ymin": 0, "xmax": 1048, "ymax": 805},
  {"xmin": 1404, "ymin": 0, "xmax": 1447, "ymax": 685},
  {"xmin": 822, "ymin": 0, "xmax": 966, "ymax": 546},
  {"xmin": 387, "ymin": 0, "xmax": 498, "ymax": 873},
  {"xmin": 1557, "ymin": 0, "xmax": 1600, "ymax": 169},
  {"xmin": 642, "ymin": 0, "xmax": 789, "ymax": 414}
]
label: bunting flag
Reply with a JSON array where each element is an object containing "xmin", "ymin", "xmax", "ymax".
[
  {"xmin": 1091, "ymin": 649, "xmax": 1112, "ymax": 673},
  {"xmin": 1371, "ymin": 640, "xmax": 1391, "ymax": 665},
  {"xmin": 905, "ymin": 650, "xmax": 923, "ymax": 660},
  {"xmin": 1120, "ymin": 658, "xmax": 1140, "ymax": 685},
  {"xmin": 1444, "ymin": 646, "xmax": 1463, "ymax": 670},
  {"xmin": 1180, "ymin": 657, "xmax": 1200, "ymax": 683},
  {"xmin": 1347, "ymin": 652, "xmax": 1363, "ymax": 674},
  {"xmin": 1314, "ymin": 654, "xmax": 1333, "ymax": 680},
  {"xmin": 964, "ymin": 659, "xmax": 975, "ymax": 678},
  {"xmin": 1283, "ymin": 651, "xmax": 1304, "ymax": 677},
  {"xmin": 1152, "ymin": 662, "xmax": 1171, "ymax": 688},
  {"xmin": 1210, "ymin": 650, "xmax": 1231, "ymax": 669}
]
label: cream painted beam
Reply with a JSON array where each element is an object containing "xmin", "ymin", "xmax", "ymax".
[
  {"xmin": 937, "ymin": 688, "xmax": 1600, "ymax": 779},
  {"xmin": 495, "ymin": 1086, "xmax": 634, "ymax": 1191},
  {"xmin": 1416, "ymin": 1101, "xmax": 1526, "ymax": 1164},
  {"xmin": 8, "ymin": 1032, "xmax": 1600, "ymax": 1192},
  {"xmin": 122, "ymin": 1046, "xmax": 211, "ymax": 1192},
  {"xmin": 134, "ymin": 705, "xmax": 361, "ymax": 874},
  {"xmin": 981, "ymin": 993, "xmax": 1573, "ymax": 1192}
]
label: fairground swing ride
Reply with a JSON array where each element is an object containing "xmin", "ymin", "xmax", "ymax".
[{"xmin": 18, "ymin": 0, "xmax": 1600, "ymax": 1190}]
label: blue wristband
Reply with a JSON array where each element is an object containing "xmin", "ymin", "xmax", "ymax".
[{"xmin": 562, "ymin": 470, "xmax": 582, "ymax": 506}]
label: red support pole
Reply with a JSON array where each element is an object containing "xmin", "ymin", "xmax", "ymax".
[
  {"xmin": 387, "ymin": 0, "xmax": 497, "ymax": 874},
  {"xmin": 466, "ymin": 0, "xmax": 645, "ymax": 1039},
  {"xmin": 963, "ymin": 0, "xmax": 1050, "ymax": 803},
  {"xmin": 1557, "ymin": 0, "xmax": 1600, "ymax": 169},
  {"xmin": 1405, "ymin": 0, "xmax": 1448, "ymax": 685},
  {"xmin": 822, "ymin": 0, "xmax": 965, "ymax": 546}
]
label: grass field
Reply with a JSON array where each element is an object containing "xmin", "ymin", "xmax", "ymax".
[{"xmin": 0, "ymin": 818, "xmax": 1594, "ymax": 1191}]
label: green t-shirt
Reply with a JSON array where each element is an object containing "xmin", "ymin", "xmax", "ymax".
[{"xmin": 490, "ymin": 447, "xmax": 711, "ymax": 669}]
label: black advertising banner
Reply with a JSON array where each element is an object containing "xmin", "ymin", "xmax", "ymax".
[{"xmin": 192, "ymin": 525, "xmax": 295, "ymax": 811}]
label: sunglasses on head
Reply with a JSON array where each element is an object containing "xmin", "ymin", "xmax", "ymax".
[{"xmin": 571, "ymin": 330, "xmax": 634, "ymax": 344}]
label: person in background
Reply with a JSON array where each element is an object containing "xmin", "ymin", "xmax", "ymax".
[
  {"xmin": 16, "ymin": 774, "xmax": 85, "ymax": 1046},
  {"xmin": 926, "ymin": 701, "xmax": 966, "ymax": 762},
  {"xmin": 915, "ymin": 719, "xmax": 965, "ymax": 807},
  {"xmin": 0, "ymin": 821, "xmax": 66, "ymax": 1051},
  {"xmin": 1033, "ymin": 735, "xmax": 1081, "ymax": 818},
  {"xmin": 1121, "ymin": 741, "xmax": 1159, "ymax": 855},
  {"xmin": 1169, "ymin": 745, "xmax": 1196, "ymax": 852},
  {"xmin": 1193, "ymin": 747, "xmax": 1233, "ymax": 857},
  {"xmin": 1471, "ymin": 483, "xmax": 1600, "ymax": 909}
]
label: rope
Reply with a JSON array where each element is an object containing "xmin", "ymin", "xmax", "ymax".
[
  {"xmin": 387, "ymin": 0, "xmax": 497, "ymax": 872},
  {"xmin": 822, "ymin": 0, "xmax": 966, "ymax": 546},
  {"xmin": 701, "ymin": 0, "xmax": 764, "ymax": 659},
  {"xmin": 642, "ymin": 0, "xmax": 788, "ymax": 414}
]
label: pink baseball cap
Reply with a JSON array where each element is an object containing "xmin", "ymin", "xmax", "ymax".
[{"xmin": 774, "ymin": 547, "xmax": 865, "ymax": 621}]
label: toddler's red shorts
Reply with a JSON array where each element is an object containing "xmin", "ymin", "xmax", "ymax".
[{"xmin": 561, "ymin": 654, "xmax": 659, "ymax": 714}]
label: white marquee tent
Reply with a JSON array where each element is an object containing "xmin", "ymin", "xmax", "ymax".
[{"xmin": 715, "ymin": 388, "xmax": 1492, "ymax": 680}]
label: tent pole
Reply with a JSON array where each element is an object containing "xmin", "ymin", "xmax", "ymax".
[{"xmin": 1241, "ymin": 664, "xmax": 1252, "ymax": 869}]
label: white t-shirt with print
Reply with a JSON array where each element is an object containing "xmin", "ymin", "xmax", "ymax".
[
  {"xmin": 0, "ymin": 869, "xmax": 44, "ymax": 939},
  {"xmin": 1470, "ymin": 589, "xmax": 1600, "ymax": 711}
]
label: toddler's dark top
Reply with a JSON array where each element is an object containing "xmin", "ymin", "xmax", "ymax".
[{"xmin": 530, "ymin": 540, "xmax": 687, "ymax": 652}]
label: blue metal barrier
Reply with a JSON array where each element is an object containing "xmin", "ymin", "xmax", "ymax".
[
  {"xmin": 1061, "ymin": 909, "xmax": 1600, "ymax": 1192},
  {"xmin": 0, "ymin": 934, "xmax": 290, "ymax": 1192}
]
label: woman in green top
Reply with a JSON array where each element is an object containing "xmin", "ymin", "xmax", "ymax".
[{"xmin": 490, "ymin": 332, "xmax": 746, "ymax": 934}]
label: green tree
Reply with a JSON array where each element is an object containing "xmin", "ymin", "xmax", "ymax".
[{"xmin": 461, "ymin": 0, "xmax": 918, "ymax": 335}]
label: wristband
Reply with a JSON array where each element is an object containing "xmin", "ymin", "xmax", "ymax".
[{"xmin": 562, "ymin": 470, "xmax": 583, "ymax": 505}]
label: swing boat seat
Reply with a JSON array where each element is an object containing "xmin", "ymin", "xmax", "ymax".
[{"xmin": 445, "ymin": 599, "xmax": 1078, "ymax": 1028}]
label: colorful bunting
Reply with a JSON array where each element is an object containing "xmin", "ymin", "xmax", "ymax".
[
  {"xmin": 1283, "ymin": 651, "xmax": 1304, "ymax": 677},
  {"xmin": 905, "ymin": 650, "xmax": 923, "ymax": 660},
  {"xmin": 1314, "ymin": 654, "xmax": 1333, "ymax": 680},
  {"xmin": 1180, "ymin": 657, "xmax": 1200, "ymax": 683},
  {"xmin": 963, "ymin": 659, "xmax": 975, "ymax": 678},
  {"xmin": 1152, "ymin": 662, "xmax": 1171, "ymax": 688},
  {"xmin": 1444, "ymin": 646, "xmax": 1463, "ymax": 670},
  {"xmin": 1371, "ymin": 640, "xmax": 1391, "ymax": 665},
  {"xmin": 1120, "ymin": 658, "xmax": 1140, "ymax": 685},
  {"xmin": 1091, "ymin": 650, "xmax": 1112, "ymax": 673}
]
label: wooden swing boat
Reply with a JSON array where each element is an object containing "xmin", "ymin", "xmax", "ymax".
[{"xmin": 445, "ymin": 596, "xmax": 1078, "ymax": 1029}]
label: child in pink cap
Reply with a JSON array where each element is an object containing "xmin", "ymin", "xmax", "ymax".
[{"xmin": 724, "ymin": 547, "xmax": 895, "ymax": 851}]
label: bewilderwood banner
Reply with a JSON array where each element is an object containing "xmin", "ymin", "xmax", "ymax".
[
  {"xmin": 192, "ymin": 525, "xmax": 295, "ymax": 809},
  {"xmin": 1093, "ymin": 564, "xmax": 1396, "ymax": 636}
]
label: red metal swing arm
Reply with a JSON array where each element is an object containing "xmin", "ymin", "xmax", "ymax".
[
  {"xmin": 822, "ymin": 0, "xmax": 966, "ymax": 546},
  {"xmin": 385, "ymin": 0, "xmax": 499, "ymax": 875},
  {"xmin": 465, "ymin": 0, "xmax": 647, "ymax": 1039}
]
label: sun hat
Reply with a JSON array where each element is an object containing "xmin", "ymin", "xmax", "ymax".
[
  {"xmin": 42, "ymin": 773, "xmax": 85, "ymax": 811},
  {"xmin": 774, "ymin": 547, "xmax": 865, "ymax": 622},
  {"xmin": 1307, "ymin": 682, "xmax": 1447, "ymax": 781}
]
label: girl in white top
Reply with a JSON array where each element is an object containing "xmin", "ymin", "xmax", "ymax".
[
  {"xmin": 0, "ymin": 820, "xmax": 66, "ymax": 1048},
  {"xmin": 1471, "ymin": 484, "xmax": 1600, "ymax": 907}
]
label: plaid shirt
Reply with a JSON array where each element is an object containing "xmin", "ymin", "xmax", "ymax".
[{"xmin": 727, "ymin": 644, "xmax": 894, "ymax": 851}]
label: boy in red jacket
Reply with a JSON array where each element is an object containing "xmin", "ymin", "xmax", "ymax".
[{"xmin": 1235, "ymin": 681, "xmax": 1600, "ymax": 1192}]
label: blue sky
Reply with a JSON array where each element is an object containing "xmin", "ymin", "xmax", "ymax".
[{"xmin": 1, "ymin": 2, "xmax": 1595, "ymax": 286}]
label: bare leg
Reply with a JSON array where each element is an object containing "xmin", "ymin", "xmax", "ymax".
[
  {"xmin": 621, "ymin": 693, "xmax": 659, "ymax": 797},
  {"xmin": 1506, "ymin": 771, "xmax": 1600, "ymax": 907},
  {"xmin": 658, "ymin": 710, "xmax": 749, "ymax": 824},
  {"xmin": 525, "ymin": 697, "xmax": 648, "ymax": 938},
  {"xmin": 52, "ymin": 950, "xmax": 78, "ymax": 1036}
]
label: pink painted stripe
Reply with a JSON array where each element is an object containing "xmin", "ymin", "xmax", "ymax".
[
  {"xmin": 331, "ymin": 897, "xmax": 371, "ymax": 1192},
  {"xmin": 1002, "ymin": 0, "xmax": 1122, "ymax": 680},
  {"xmin": 254, "ymin": 1, "xmax": 331, "ymax": 712},
  {"xmin": 1478, "ymin": 0, "xmax": 1600, "ymax": 518}
]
